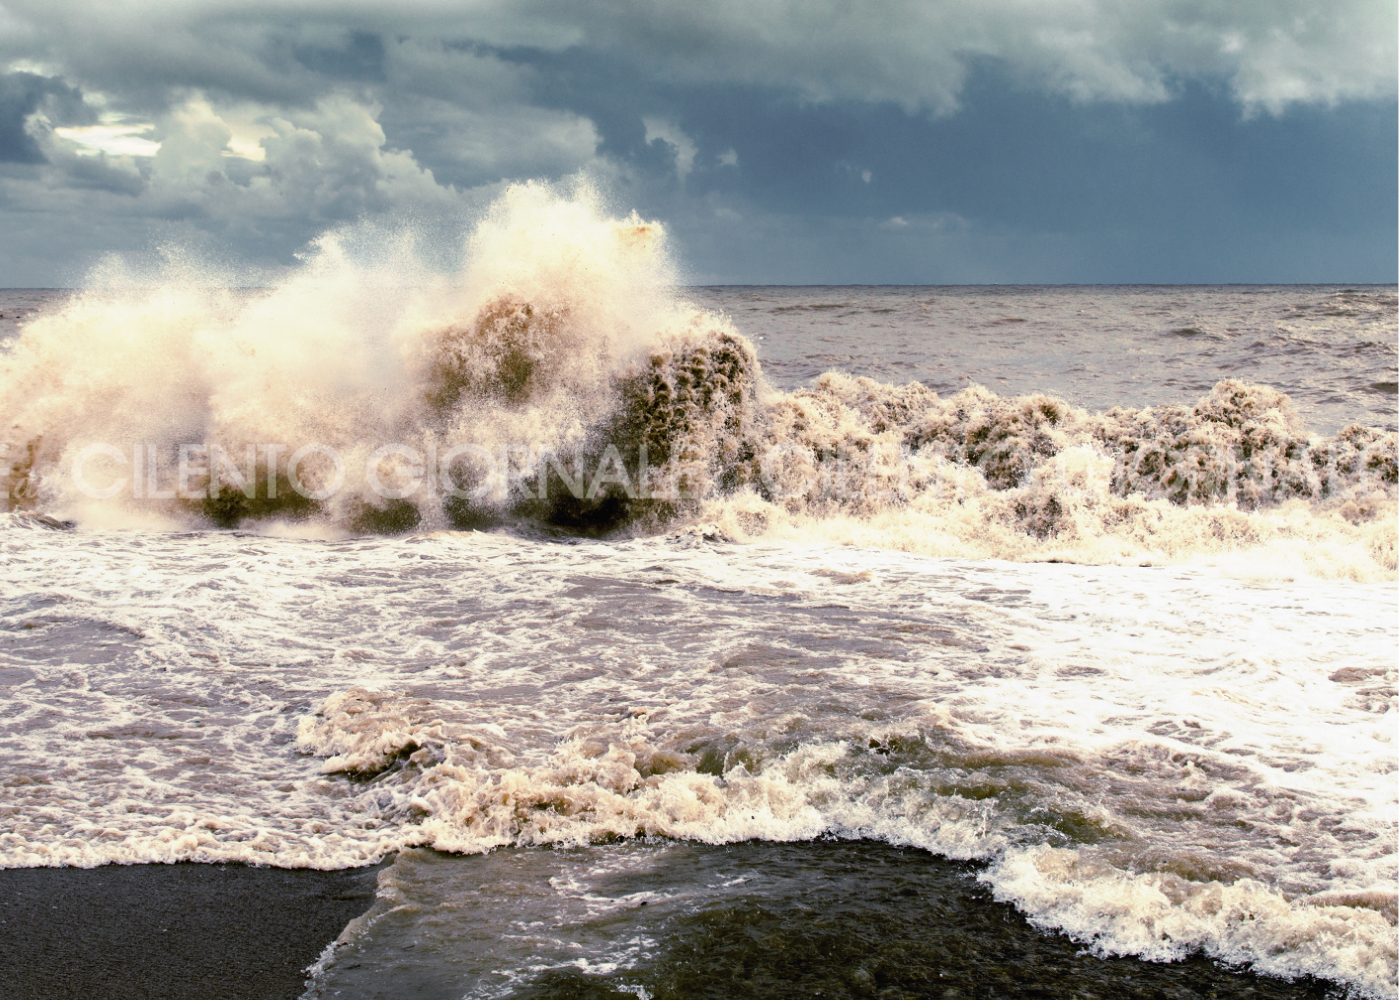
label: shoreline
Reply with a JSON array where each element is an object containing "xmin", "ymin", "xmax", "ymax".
[{"xmin": 0, "ymin": 851, "xmax": 1363, "ymax": 999}]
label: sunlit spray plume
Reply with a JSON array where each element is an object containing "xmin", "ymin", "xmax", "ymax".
[
  {"xmin": 0, "ymin": 182, "xmax": 731, "ymax": 533},
  {"xmin": 0, "ymin": 184, "xmax": 1395, "ymax": 576}
]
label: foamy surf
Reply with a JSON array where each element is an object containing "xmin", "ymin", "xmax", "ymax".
[
  {"xmin": 1, "ymin": 185, "xmax": 1394, "ymax": 581},
  {"xmin": 281, "ymin": 556, "xmax": 1396, "ymax": 994},
  {"xmin": 0, "ymin": 190, "xmax": 1395, "ymax": 996},
  {"xmin": 2, "ymin": 521, "xmax": 1392, "ymax": 993}
]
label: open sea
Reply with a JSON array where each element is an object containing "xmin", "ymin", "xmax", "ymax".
[{"xmin": 0, "ymin": 192, "xmax": 1396, "ymax": 998}]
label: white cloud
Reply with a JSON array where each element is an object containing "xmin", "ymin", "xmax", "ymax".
[
  {"xmin": 53, "ymin": 120, "xmax": 160, "ymax": 157},
  {"xmin": 215, "ymin": 108, "xmax": 277, "ymax": 161},
  {"xmin": 0, "ymin": 21, "xmax": 610, "ymax": 281},
  {"xmin": 13, "ymin": 93, "xmax": 466, "ymax": 252},
  {"xmin": 187, "ymin": 96, "xmax": 454, "ymax": 224},
  {"xmin": 876, "ymin": 211, "xmax": 968, "ymax": 233}
]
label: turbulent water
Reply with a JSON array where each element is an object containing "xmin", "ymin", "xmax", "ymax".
[{"xmin": 0, "ymin": 186, "xmax": 1396, "ymax": 998}]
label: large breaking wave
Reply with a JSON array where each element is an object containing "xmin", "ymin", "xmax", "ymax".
[{"xmin": 1, "ymin": 184, "xmax": 1395, "ymax": 578}]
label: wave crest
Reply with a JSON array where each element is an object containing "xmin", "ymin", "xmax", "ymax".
[{"xmin": 0, "ymin": 187, "xmax": 1394, "ymax": 575}]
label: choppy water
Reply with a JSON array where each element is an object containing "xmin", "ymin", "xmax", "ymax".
[
  {"xmin": 0, "ymin": 190, "xmax": 1396, "ymax": 997},
  {"xmin": 687, "ymin": 284, "xmax": 1398, "ymax": 435}
]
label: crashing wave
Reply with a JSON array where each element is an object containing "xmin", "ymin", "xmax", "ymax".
[
  {"xmin": 292, "ymin": 686, "xmax": 1398, "ymax": 997},
  {"xmin": 0, "ymin": 184, "xmax": 1394, "ymax": 574}
]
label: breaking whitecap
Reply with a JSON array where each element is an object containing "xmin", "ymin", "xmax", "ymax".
[{"xmin": 0, "ymin": 183, "xmax": 1394, "ymax": 579}]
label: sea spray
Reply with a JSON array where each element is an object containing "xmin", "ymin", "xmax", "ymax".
[{"xmin": 0, "ymin": 186, "xmax": 1395, "ymax": 578}]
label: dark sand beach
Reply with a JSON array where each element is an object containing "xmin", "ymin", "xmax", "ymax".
[
  {"xmin": 0, "ymin": 850, "xmax": 1347, "ymax": 1000},
  {"xmin": 0, "ymin": 863, "xmax": 382, "ymax": 1000}
]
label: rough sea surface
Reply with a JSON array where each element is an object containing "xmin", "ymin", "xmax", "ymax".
[{"xmin": 0, "ymin": 188, "xmax": 1395, "ymax": 997}]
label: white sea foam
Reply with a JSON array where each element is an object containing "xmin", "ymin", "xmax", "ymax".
[
  {"xmin": 0, "ymin": 523, "xmax": 1393, "ymax": 991},
  {"xmin": 987, "ymin": 846, "xmax": 1397, "ymax": 992},
  {"xmin": 287, "ymin": 661, "xmax": 1396, "ymax": 993},
  {"xmin": 0, "ymin": 188, "xmax": 1393, "ymax": 579}
]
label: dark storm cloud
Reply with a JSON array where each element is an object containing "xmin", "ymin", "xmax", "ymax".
[
  {"xmin": 292, "ymin": 31, "xmax": 386, "ymax": 84},
  {"xmin": 454, "ymin": 46, "xmax": 1394, "ymax": 276},
  {"xmin": 0, "ymin": 0, "xmax": 1394, "ymax": 284},
  {"xmin": 0, "ymin": 71, "xmax": 87, "ymax": 163},
  {"xmin": 5, "ymin": 0, "xmax": 1394, "ymax": 115},
  {"xmin": 54, "ymin": 151, "xmax": 148, "ymax": 196}
]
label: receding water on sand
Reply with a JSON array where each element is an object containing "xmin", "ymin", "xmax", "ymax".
[{"xmin": 308, "ymin": 841, "xmax": 1347, "ymax": 1000}]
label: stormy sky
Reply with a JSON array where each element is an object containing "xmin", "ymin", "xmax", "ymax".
[{"xmin": 0, "ymin": 0, "xmax": 1395, "ymax": 286}]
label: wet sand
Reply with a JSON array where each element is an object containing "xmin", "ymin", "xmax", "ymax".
[
  {"xmin": 316, "ymin": 842, "xmax": 1345, "ymax": 1000},
  {"xmin": 0, "ymin": 862, "xmax": 382, "ymax": 1000},
  {"xmin": 0, "ymin": 849, "xmax": 1349, "ymax": 999}
]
